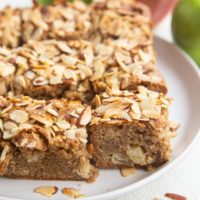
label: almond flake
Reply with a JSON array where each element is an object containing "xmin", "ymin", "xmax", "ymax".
[
  {"xmin": 15, "ymin": 76, "xmax": 26, "ymax": 88},
  {"xmin": 57, "ymin": 42, "xmax": 73, "ymax": 54},
  {"xmin": 34, "ymin": 186, "xmax": 58, "ymax": 198},
  {"xmin": 0, "ymin": 145, "xmax": 9, "ymax": 161},
  {"xmin": 131, "ymin": 101, "xmax": 141, "ymax": 119},
  {"xmin": 55, "ymin": 120, "xmax": 71, "ymax": 130},
  {"xmin": 120, "ymin": 167, "xmax": 136, "ymax": 177},
  {"xmin": 64, "ymin": 129, "xmax": 76, "ymax": 139},
  {"xmin": 165, "ymin": 193, "xmax": 187, "ymax": 200},
  {"xmin": 79, "ymin": 106, "xmax": 91, "ymax": 126},
  {"xmin": 33, "ymin": 76, "xmax": 48, "ymax": 86},
  {"xmin": 24, "ymin": 71, "xmax": 36, "ymax": 80},
  {"xmin": 83, "ymin": 46, "xmax": 94, "ymax": 66},
  {"xmin": 77, "ymin": 64, "xmax": 92, "ymax": 77},
  {"xmin": 30, "ymin": 114, "xmax": 52, "ymax": 127},
  {"xmin": 1, "ymin": 104, "xmax": 13, "ymax": 114},
  {"xmin": 115, "ymin": 52, "xmax": 130, "ymax": 73},
  {"xmin": 0, "ymin": 62, "xmax": 15, "ymax": 77},
  {"xmin": 46, "ymin": 108, "xmax": 58, "ymax": 117},
  {"xmin": 9, "ymin": 110, "xmax": 28, "ymax": 124},
  {"xmin": 138, "ymin": 50, "xmax": 152, "ymax": 63},
  {"xmin": 49, "ymin": 76, "xmax": 63, "ymax": 85},
  {"xmin": 62, "ymin": 188, "xmax": 80, "ymax": 198}
]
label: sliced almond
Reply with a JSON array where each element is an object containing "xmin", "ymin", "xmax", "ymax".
[
  {"xmin": 57, "ymin": 42, "xmax": 73, "ymax": 54},
  {"xmin": 33, "ymin": 76, "xmax": 48, "ymax": 86},
  {"xmin": 64, "ymin": 129, "xmax": 76, "ymax": 140},
  {"xmin": 165, "ymin": 193, "xmax": 187, "ymax": 200},
  {"xmin": 49, "ymin": 75, "xmax": 63, "ymax": 85},
  {"xmin": 46, "ymin": 108, "xmax": 58, "ymax": 117},
  {"xmin": 55, "ymin": 120, "xmax": 71, "ymax": 130},
  {"xmin": 9, "ymin": 110, "xmax": 28, "ymax": 124},
  {"xmin": 83, "ymin": 46, "xmax": 94, "ymax": 66},
  {"xmin": 120, "ymin": 167, "xmax": 136, "ymax": 177},
  {"xmin": 34, "ymin": 186, "xmax": 58, "ymax": 198},
  {"xmin": 3, "ymin": 121, "xmax": 19, "ymax": 139},
  {"xmin": 1, "ymin": 103, "xmax": 13, "ymax": 114},
  {"xmin": 15, "ymin": 76, "xmax": 26, "ymax": 88},
  {"xmin": 30, "ymin": 114, "xmax": 52, "ymax": 127},
  {"xmin": 0, "ymin": 145, "xmax": 10, "ymax": 161},
  {"xmin": 79, "ymin": 106, "xmax": 91, "ymax": 126},
  {"xmin": 24, "ymin": 71, "xmax": 36, "ymax": 80},
  {"xmin": 61, "ymin": 187, "xmax": 80, "ymax": 198}
]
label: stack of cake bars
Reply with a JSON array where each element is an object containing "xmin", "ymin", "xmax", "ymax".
[{"xmin": 0, "ymin": 0, "xmax": 178, "ymax": 181}]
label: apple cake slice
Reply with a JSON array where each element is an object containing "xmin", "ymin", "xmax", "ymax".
[
  {"xmin": 0, "ymin": 96, "xmax": 97, "ymax": 181},
  {"xmin": 0, "ymin": 1, "xmax": 92, "ymax": 48},
  {"xmin": 89, "ymin": 86, "xmax": 178, "ymax": 169}
]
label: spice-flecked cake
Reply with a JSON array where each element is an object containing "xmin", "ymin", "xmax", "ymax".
[
  {"xmin": 0, "ymin": 0, "xmax": 178, "ymax": 181},
  {"xmin": 89, "ymin": 86, "xmax": 177, "ymax": 168},
  {"xmin": 0, "ymin": 96, "xmax": 97, "ymax": 181}
]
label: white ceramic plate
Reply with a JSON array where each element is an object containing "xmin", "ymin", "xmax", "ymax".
[{"xmin": 0, "ymin": 2, "xmax": 200, "ymax": 200}]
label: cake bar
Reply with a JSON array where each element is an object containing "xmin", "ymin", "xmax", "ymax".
[
  {"xmin": 89, "ymin": 86, "xmax": 177, "ymax": 168},
  {"xmin": 0, "ymin": 96, "xmax": 97, "ymax": 181},
  {"xmin": 0, "ymin": 1, "xmax": 92, "ymax": 48},
  {"xmin": 91, "ymin": 0, "xmax": 167, "ymax": 94}
]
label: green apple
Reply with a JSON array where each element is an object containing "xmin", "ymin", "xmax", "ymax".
[
  {"xmin": 37, "ymin": 0, "xmax": 53, "ymax": 5},
  {"xmin": 172, "ymin": 0, "xmax": 200, "ymax": 66}
]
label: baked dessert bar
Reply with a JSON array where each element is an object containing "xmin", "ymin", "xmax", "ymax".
[
  {"xmin": 91, "ymin": 0, "xmax": 167, "ymax": 94},
  {"xmin": 0, "ymin": 1, "xmax": 92, "ymax": 48},
  {"xmin": 0, "ymin": 40, "xmax": 94, "ymax": 100},
  {"xmin": 0, "ymin": 96, "xmax": 97, "ymax": 181},
  {"xmin": 89, "ymin": 86, "xmax": 177, "ymax": 168}
]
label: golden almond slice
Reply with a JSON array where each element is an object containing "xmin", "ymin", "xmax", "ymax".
[
  {"xmin": 34, "ymin": 186, "xmax": 58, "ymax": 198},
  {"xmin": 79, "ymin": 106, "xmax": 91, "ymax": 126},
  {"xmin": 9, "ymin": 110, "xmax": 28, "ymax": 124},
  {"xmin": 120, "ymin": 167, "xmax": 136, "ymax": 177},
  {"xmin": 61, "ymin": 187, "xmax": 80, "ymax": 198}
]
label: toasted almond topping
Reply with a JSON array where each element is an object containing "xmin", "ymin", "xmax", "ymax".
[
  {"xmin": 15, "ymin": 76, "xmax": 26, "ymax": 88},
  {"xmin": 30, "ymin": 114, "xmax": 52, "ymax": 127},
  {"xmin": 120, "ymin": 167, "xmax": 136, "ymax": 177},
  {"xmin": 55, "ymin": 120, "xmax": 71, "ymax": 130},
  {"xmin": 49, "ymin": 76, "xmax": 63, "ymax": 85},
  {"xmin": 61, "ymin": 188, "xmax": 80, "ymax": 198},
  {"xmin": 0, "ymin": 145, "xmax": 10, "ymax": 161},
  {"xmin": 34, "ymin": 186, "xmax": 58, "ymax": 198},
  {"xmin": 33, "ymin": 76, "xmax": 48, "ymax": 86},
  {"xmin": 46, "ymin": 108, "xmax": 58, "ymax": 117},
  {"xmin": 0, "ymin": 62, "xmax": 15, "ymax": 77},
  {"xmin": 24, "ymin": 71, "xmax": 36, "ymax": 80},
  {"xmin": 64, "ymin": 129, "xmax": 76, "ymax": 140},
  {"xmin": 1, "ymin": 104, "xmax": 13, "ymax": 114},
  {"xmin": 79, "ymin": 106, "xmax": 91, "ymax": 126},
  {"xmin": 9, "ymin": 110, "xmax": 28, "ymax": 124},
  {"xmin": 57, "ymin": 42, "xmax": 73, "ymax": 54},
  {"xmin": 3, "ymin": 121, "xmax": 19, "ymax": 139}
]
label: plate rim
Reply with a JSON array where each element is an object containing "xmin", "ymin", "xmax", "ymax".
[{"xmin": 0, "ymin": 36, "xmax": 200, "ymax": 200}]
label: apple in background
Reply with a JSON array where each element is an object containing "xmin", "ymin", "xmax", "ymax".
[{"xmin": 139, "ymin": 0, "xmax": 178, "ymax": 25}]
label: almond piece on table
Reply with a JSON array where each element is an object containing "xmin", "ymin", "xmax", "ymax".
[
  {"xmin": 165, "ymin": 193, "xmax": 187, "ymax": 200},
  {"xmin": 61, "ymin": 187, "xmax": 80, "ymax": 198},
  {"xmin": 120, "ymin": 167, "xmax": 136, "ymax": 177},
  {"xmin": 34, "ymin": 186, "xmax": 58, "ymax": 198}
]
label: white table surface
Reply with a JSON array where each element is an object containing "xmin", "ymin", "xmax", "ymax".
[{"xmin": 120, "ymin": 15, "xmax": 200, "ymax": 200}]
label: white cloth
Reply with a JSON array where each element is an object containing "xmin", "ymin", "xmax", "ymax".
[{"xmin": 119, "ymin": 15, "xmax": 200, "ymax": 200}]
